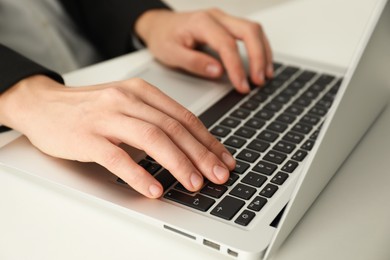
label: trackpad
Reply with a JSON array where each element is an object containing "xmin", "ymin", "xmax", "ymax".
[{"xmin": 131, "ymin": 62, "xmax": 232, "ymax": 115}]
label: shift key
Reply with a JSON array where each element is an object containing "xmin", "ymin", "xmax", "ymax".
[{"xmin": 164, "ymin": 190, "xmax": 215, "ymax": 212}]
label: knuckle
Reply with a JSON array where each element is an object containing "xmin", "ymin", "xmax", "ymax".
[
  {"xmin": 129, "ymin": 77, "xmax": 155, "ymax": 93},
  {"xmin": 142, "ymin": 125, "xmax": 164, "ymax": 145},
  {"xmin": 196, "ymin": 146, "xmax": 212, "ymax": 164},
  {"xmin": 182, "ymin": 109, "xmax": 200, "ymax": 127},
  {"xmin": 129, "ymin": 77, "xmax": 148, "ymax": 88},
  {"xmin": 101, "ymin": 149, "xmax": 126, "ymax": 170},
  {"xmin": 192, "ymin": 10, "xmax": 210, "ymax": 20},
  {"xmin": 247, "ymin": 22, "xmax": 262, "ymax": 35},
  {"xmin": 99, "ymin": 87, "xmax": 127, "ymax": 104},
  {"xmin": 164, "ymin": 118, "xmax": 184, "ymax": 135},
  {"xmin": 208, "ymin": 136, "xmax": 223, "ymax": 151},
  {"xmin": 208, "ymin": 7, "xmax": 224, "ymax": 16}
]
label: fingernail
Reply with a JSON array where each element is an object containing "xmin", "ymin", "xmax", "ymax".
[
  {"xmin": 222, "ymin": 152, "xmax": 235, "ymax": 168},
  {"xmin": 149, "ymin": 184, "xmax": 162, "ymax": 198},
  {"xmin": 206, "ymin": 64, "xmax": 220, "ymax": 77},
  {"xmin": 190, "ymin": 173, "xmax": 203, "ymax": 189},
  {"xmin": 241, "ymin": 78, "xmax": 250, "ymax": 92},
  {"xmin": 213, "ymin": 165, "xmax": 229, "ymax": 181}
]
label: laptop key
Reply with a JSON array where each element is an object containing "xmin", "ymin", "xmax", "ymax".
[
  {"xmin": 294, "ymin": 97, "xmax": 312, "ymax": 107},
  {"xmin": 265, "ymin": 102, "xmax": 284, "ymax": 112},
  {"xmin": 276, "ymin": 113, "xmax": 297, "ymax": 124},
  {"xmin": 309, "ymin": 106, "xmax": 328, "ymax": 117},
  {"xmin": 254, "ymin": 109, "xmax": 275, "ymax": 121},
  {"xmin": 174, "ymin": 183, "xmax": 194, "ymax": 194},
  {"xmin": 231, "ymin": 109, "xmax": 251, "ymax": 119},
  {"xmin": 296, "ymin": 70, "xmax": 316, "ymax": 83},
  {"xmin": 315, "ymin": 74, "xmax": 335, "ymax": 86},
  {"xmin": 247, "ymin": 139, "xmax": 270, "ymax": 153},
  {"xmin": 301, "ymin": 114, "xmax": 321, "ymax": 125},
  {"xmin": 233, "ymin": 160, "xmax": 250, "ymax": 174},
  {"xmin": 138, "ymin": 159, "xmax": 151, "ymax": 169},
  {"xmin": 220, "ymin": 117, "xmax": 241, "ymax": 128},
  {"xmin": 250, "ymin": 92, "xmax": 268, "ymax": 103},
  {"xmin": 224, "ymin": 136, "xmax": 246, "ymax": 148},
  {"xmin": 242, "ymin": 172, "xmax": 267, "ymax": 188},
  {"xmin": 155, "ymin": 169, "xmax": 176, "ymax": 190},
  {"xmin": 260, "ymin": 184, "xmax": 279, "ymax": 198},
  {"xmin": 235, "ymin": 210, "xmax": 256, "ymax": 226},
  {"xmin": 210, "ymin": 196, "xmax": 245, "ymax": 220},
  {"xmin": 271, "ymin": 172, "xmax": 289, "ymax": 185},
  {"xmin": 230, "ymin": 183, "xmax": 257, "ymax": 200},
  {"xmin": 240, "ymin": 100, "xmax": 260, "ymax": 110},
  {"xmin": 281, "ymin": 160, "xmax": 299, "ymax": 173},
  {"xmin": 210, "ymin": 125, "xmax": 231, "ymax": 137},
  {"xmin": 225, "ymin": 173, "xmax": 239, "ymax": 186},
  {"xmin": 145, "ymin": 162, "xmax": 162, "ymax": 176},
  {"xmin": 201, "ymin": 183, "xmax": 228, "ymax": 198},
  {"xmin": 301, "ymin": 139, "xmax": 316, "ymax": 151},
  {"xmin": 292, "ymin": 150, "xmax": 308, "ymax": 161},
  {"xmin": 292, "ymin": 123, "xmax": 312, "ymax": 134},
  {"xmin": 237, "ymin": 149, "xmax": 260, "ymax": 163},
  {"xmin": 283, "ymin": 131, "xmax": 305, "ymax": 144},
  {"xmin": 252, "ymin": 161, "xmax": 277, "ymax": 176},
  {"xmin": 274, "ymin": 141, "xmax": 296, "ymax": 154},
  {"xmin": 165, "ymin": 190, "xmax": 215, "ymax": 212},
  {"xmin": 267, "ymin": 122, "xmax": 288, "ymax": 133},
  {"xmin": 245, "ymin": 118, "xmax": 265, "ymax": 129},
  {"xmin": 257, "ymin": 130, "xmax": 279, "ymax": 142},
  {"xmin": 284, "ymin": 105, "xmax": 304, "ymax": 116},
  {"xmin": 264, "ymin": 150, "xmax": 287, "ymax": 164},
  {"xmin": 248, "ymin": 196, "xmax": 267, "ymax": 212},
  {"xmin": 235, "ymin": 127, "xmax": 256, "ymax": 138}
]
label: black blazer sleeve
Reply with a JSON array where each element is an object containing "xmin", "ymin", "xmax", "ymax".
[
  {"xmin": 59, "ymin": 0, "xmax": 171, "ymax": 59},
  {"xmin": 0, "ymin": 44, "xmax": 64, "ymax": 94}
]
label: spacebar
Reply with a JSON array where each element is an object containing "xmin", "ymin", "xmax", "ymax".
[
  {"xmin": 164, "ymin": 190, "xmax": 215, "ymax": 212},
  {"xmin": 198, "ymin": 89, "xmax": 246, "ymax": 128}
]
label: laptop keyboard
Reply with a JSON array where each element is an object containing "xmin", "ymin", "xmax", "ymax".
[{"xmin": 117, "ymin": 62, "xmax": 341, "ymax": 227}]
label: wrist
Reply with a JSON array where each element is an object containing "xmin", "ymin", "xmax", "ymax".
[{"xmin": 0, "ymin": 75, "xmax": 64, "ymax": 131}]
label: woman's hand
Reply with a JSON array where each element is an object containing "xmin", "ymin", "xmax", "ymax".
[
  {"xmin": 0, "ymin": 75, "xmax": 235, "ymax": 198},
  {"xmin": 135, "ymin": 8, "xmax": 273, "ymax": 94}
]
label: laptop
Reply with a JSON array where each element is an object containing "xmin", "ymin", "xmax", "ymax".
[{"xmin": 0, "ymin": 1, "xmax": 389, "ymax": 259}]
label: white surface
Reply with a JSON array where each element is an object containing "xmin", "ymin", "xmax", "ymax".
[{"xmin": 1, "ymin": 0, "xmax": 389, "ymax": 259}]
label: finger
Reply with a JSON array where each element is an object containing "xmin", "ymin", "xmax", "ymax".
[
  {"xmin": 260, "ymin": 30, "xmax": 274, "ymax": 79},
  {"xmin": 208, "ymin": 10, "xmax": 274, "ymax": 85},
  {"xmin": 101, "ymin": 114, "xmax": 206, "ymax": 192},
  {"xmin": 129, "ymin": 81, "xmax": 236, "ymax": 171},
  {"xmin": 162, "ymin": 45, "xmax": 224, "ymax": 79},
  {"xmin": 187, "ymin": 13, "xmax": 250, "ymax": 93},
  {"xmin": 121, "ymin": 98, "xmax": 231, "ymax": 185},
  {"xmin": 88, "ymin": 137, "xmax": 163, "ymax": 198}
]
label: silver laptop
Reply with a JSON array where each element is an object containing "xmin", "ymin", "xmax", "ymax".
[{"xmin": 0, "ymin": 1, "xmax": 389, "ymax": 259}]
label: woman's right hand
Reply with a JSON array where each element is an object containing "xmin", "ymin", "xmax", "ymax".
[{"xmin": 0, "ymin": 75, "xmax": 236, "ymax": 198}]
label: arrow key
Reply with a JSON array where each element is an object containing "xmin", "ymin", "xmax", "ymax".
[{"xmin": 211, "ymin": 196, "xmax": 245, "ymax": 220}]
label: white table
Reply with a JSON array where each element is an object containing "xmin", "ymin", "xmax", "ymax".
[{"xmin": 1, "ymin": 0, "xmax": 389, "ymax": 259}]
